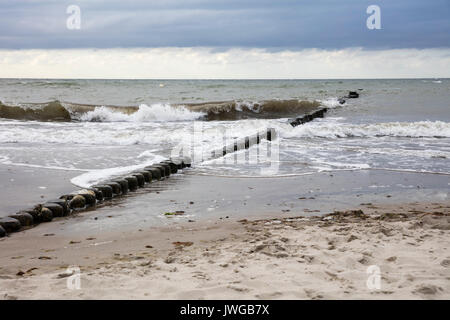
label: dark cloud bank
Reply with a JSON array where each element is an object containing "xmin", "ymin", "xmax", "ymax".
[{"xmin": 0, "ymin": 0, "xmax": 449, "ymax": 49}]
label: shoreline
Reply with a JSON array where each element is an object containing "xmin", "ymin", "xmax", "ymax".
[
  {"xmin": 2, "ymin": 166, "xmax": 449, "ymax": 223},
  {"xmin": 1, "ymin": 200, "xmax": 449, "ymax": 299}
]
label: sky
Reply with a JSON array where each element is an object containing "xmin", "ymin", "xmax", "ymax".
[{"xmin": 0, "ymin": 0, "xmax": 449, "ymax": 78}]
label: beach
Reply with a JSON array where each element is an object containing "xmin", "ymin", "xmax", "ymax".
[
  {"xmin": 1, "ymin": 0, "xmax": 449, "ymax": 306},
  {"xmin": 0, "ymin": 78, "xmax": 449, "ymax": 300},
  {"xmin": 0, "ymin": 200, "xmax": 449, "ymax": 300}
]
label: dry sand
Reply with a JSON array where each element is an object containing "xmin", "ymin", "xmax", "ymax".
[{"xmin": 0, "ymin": 201, "xmax": 449, "ymax": 300}]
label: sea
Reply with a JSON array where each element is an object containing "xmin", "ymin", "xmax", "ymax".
[{"xmin": 1, "ymin": 79, "xmax": 449, "ymax": 225}]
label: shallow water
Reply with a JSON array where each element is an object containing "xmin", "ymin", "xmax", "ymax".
[{"xmin": 33, "ymin": 171, "xmax": 450, "ymax": 235}]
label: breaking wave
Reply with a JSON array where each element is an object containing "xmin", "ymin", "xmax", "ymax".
[
  {"xmin": 0, "ymin": 101, "xmax": 71, "ymax": 121},
  {"xmin": 0, "ymin": 99, "xmax": 335, "ymax": 122},
  {"xmin": 78, "ymin": 104, "xmax": 205, "ymax": 122},
  {"xmin": 287, "ymin": 119, "xmax": 450, "ymax": 138},
  {"xmin": 185, "ymin": 99, "xmax": 322, "ymax": 120}
]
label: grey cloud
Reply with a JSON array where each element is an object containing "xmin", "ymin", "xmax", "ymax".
[{"xmin": 0, "ymin": 0, "xmax": 449, "ymax": 49}]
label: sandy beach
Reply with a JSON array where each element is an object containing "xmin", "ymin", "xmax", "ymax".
[{"xmin": 1, "ymin": 200, "xmax": 448, "ymax": 300}]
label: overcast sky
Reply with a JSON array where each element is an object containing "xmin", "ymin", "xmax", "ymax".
[{"xmin": 0, "ymin": 0, "xmax": 449, "ymax": 78}]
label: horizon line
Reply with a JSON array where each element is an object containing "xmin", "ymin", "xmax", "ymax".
[{"xmin": 0, "ymin": 77, "xmax": 448, "ymax": 81}]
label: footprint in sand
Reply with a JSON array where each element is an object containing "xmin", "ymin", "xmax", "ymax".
[
  {"xmin": 413, "ymin": 284, "xmax": 443, "ymax": 296},
  {"xmin": 227, "ymin": 285, "xmax": 250, "ymax": 293},
  {"xmin": 304, "ymin": 288, "xmax": 324, "ymax": 299},
  {"xmin": 256, "ymin": 291, "xmax": 282, "ymax": 299},
  {"xmin": 440, "ymin": 258, "xmax": 450, "ymax": 268},
  {"xmin": 386, "ymin": 256, "xmax": 397, "ymax": 262}
]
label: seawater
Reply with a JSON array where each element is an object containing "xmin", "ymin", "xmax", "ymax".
[{"xmin": 0, "ymin": 79, "xmax": 449, "ymax": 199}]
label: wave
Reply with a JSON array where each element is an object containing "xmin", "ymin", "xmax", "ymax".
[
  {"xmin": 287, "ymin": 119, "xmax": 450, "ymax": 138},
  {"xmin": 0, "ymin": 101, "xmax": 71, "ymax": 121},
  {"xmin": 75, "ymin": 99, "xmax": 327, "ymax": 122},
  {"xmin": 185, "ymin": 99, "xmax": 322, "ymax": 120},
  {"xmin": 0, "ymin": 99, "xmax": 333, "ymax": 122},
  {"xmin": 78, "ymin": 104, "xmax": 205, "ymax": 122},
  {"xmin": 319, "ymin": 97, "xmax": 344, "ymax": 108},
  {"xmin": 12, "ymin": 80, "xmax": 83, "ymax": 88}
]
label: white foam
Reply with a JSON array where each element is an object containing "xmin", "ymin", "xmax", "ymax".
[
  {"xmin": 319, "ymin": 97, "xmax": 344, "ymax": 108},
  {"xmin": 285, "ymin": 119, "xmax": 450, "ymax": 138},
  {"xmin": 2, "ymin": 115, "xmax": 449, "ymax": 180},
  {"xmin": 309, "ymin": 159, "xmax": 371, "ymax": 170},
  {"xmin": 235, "ymin": 101, "xmax": 261, "ymax": 113},
  {"xmin": 0, "ymin": 155, "xmax": 85, "ymax": 171},
  {"xmin": 70, "ymin": 154, "xmax": 166, "ymax": 188},
  {"xmin": 0, "ymin": 120, "xmax": 200, "ymax": 145},
  {"xmin": 79, "ymin": 103, "xmax": 205, "ymax": 122}
]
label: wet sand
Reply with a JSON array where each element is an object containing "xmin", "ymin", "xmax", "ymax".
[
  {"xmin": 2, "ymin": 163, "xmax": 449, "ymax": 225},
  {"xmin": 0, "ymin": 164, "xmax": 78, "ymax": 214},
  {"xmin": 0, "ymin": 201, "xmax": 449, "ymax": 300},
  {"xmin": 1, "ymin": 164, "xmax": 449, "ymax": 299}
]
